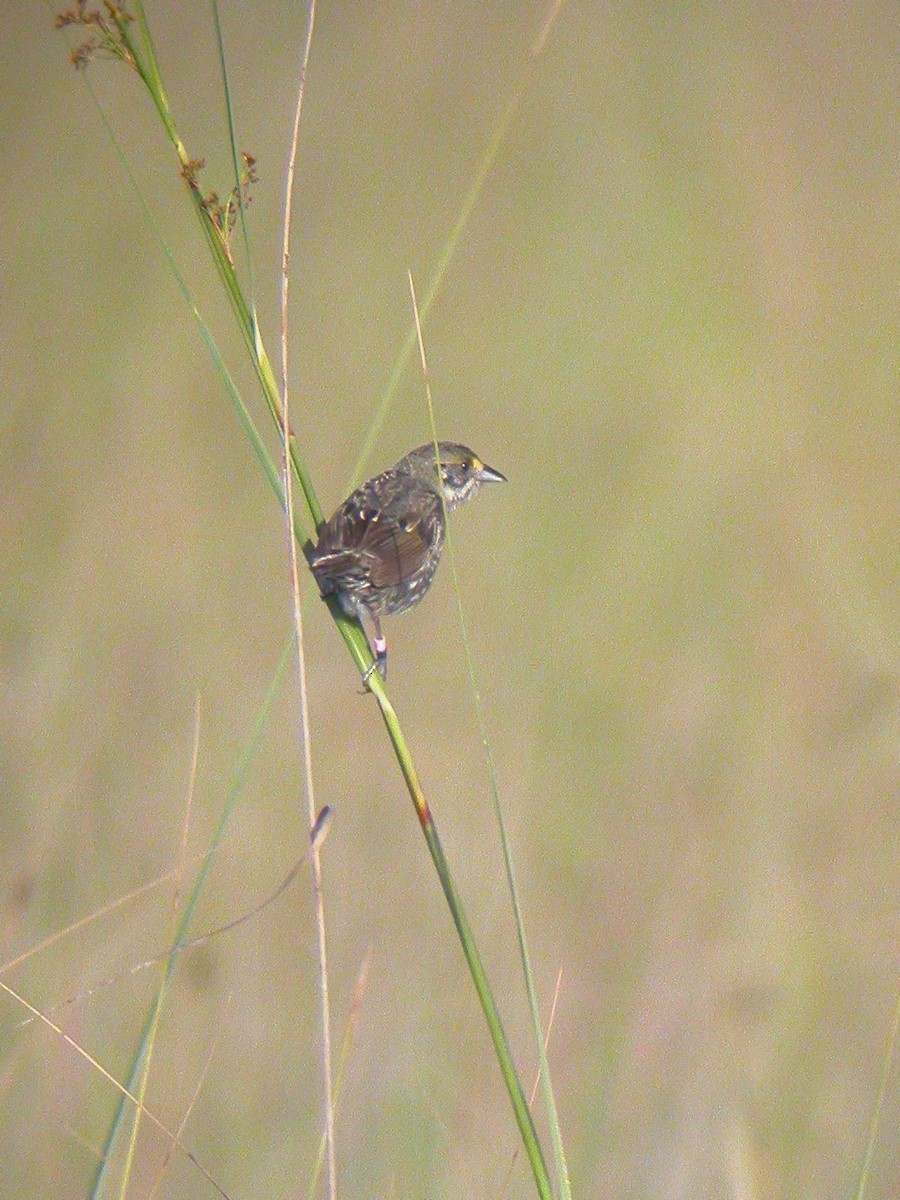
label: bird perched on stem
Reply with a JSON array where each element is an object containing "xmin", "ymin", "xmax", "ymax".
[{"xmin": 308, "ymin": 442, "xmax": 506, "ymax": 681}]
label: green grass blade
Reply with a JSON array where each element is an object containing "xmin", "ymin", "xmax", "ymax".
[
  {"xmin": 89, "ymin": 638, "xmax": 294, "ymax": 1198},
  {"xmin": 365, "ymin": 678, "xmax": 554, "ymax": 1198},
  {"xmin": 210, "ymin": 0, "xmax": 257, "ymax": 306},
  {"xmin": 66, "ymin": 7, "xmax": 558, "ymax": 1194},
  {"xmin": 409, "ymin": 275, "xmax": 568, "ymax": 1195},
  {"xmin": 351, "ymin": 5, "xmax": 561, "ymax": 485},
  {"xmin": 854, "ymin": 988, "xmax": 899, "ymax": 1200}
]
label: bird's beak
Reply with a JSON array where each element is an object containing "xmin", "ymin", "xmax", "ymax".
[{"xmin": 474, "ymin": 459, "xmax": 507, "ymax": 484}]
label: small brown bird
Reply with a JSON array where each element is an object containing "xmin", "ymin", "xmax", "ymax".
[{"xmin": 309, "ymin": 442, "xmax": 506, "ymax": 679}]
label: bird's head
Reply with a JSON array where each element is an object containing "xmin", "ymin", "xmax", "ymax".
[{"xmin": 402, "ymin": 442, "xmax": 507, "ymax": 510}]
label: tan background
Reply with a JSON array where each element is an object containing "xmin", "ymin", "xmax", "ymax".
[{"xmin": 1, "ymin": 3, "xmax": 897, "ymax": 1198}]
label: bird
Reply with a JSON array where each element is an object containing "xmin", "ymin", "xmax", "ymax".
[{"xmin": 308, "ymin": 442, "xmax": 506, "ymax": 680}]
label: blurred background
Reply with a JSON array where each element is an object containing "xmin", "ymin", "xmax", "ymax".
[{"xmin": 1, "ymin": 2, "xmax": 897, "ymax": 1197}]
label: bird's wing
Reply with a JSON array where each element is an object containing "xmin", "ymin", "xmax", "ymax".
[
  {"xmin": 360, "ymin": 506, "xmax": 436, "ymax": 588},
  {"xmin": 312, "ymin": 477, "xmax": 440, "ymax": 590}
]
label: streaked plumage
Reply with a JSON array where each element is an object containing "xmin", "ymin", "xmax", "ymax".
[{"xmin": 309, "ymin": 442, "xmax": 505, "ymax": 677}]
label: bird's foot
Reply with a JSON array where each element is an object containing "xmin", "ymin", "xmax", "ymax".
[{"xmin": 361, "ymin": 635, "xmax": 387, "ymax": 689}]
